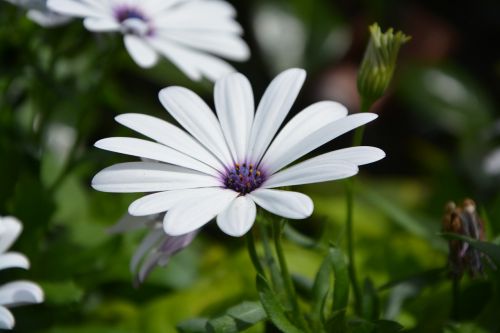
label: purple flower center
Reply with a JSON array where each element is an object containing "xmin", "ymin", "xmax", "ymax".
[
  {"xmin": 115, "ymin": 7, "xmax": 146, "ymax": 23},
  {"xmin": 224, "ymin": 163, "xmax": 265, "ymax": 195}
]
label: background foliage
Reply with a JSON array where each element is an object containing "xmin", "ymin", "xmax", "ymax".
[{"xmin": 1, "ymin": 0, "xmax": 499, "ymax": 332}]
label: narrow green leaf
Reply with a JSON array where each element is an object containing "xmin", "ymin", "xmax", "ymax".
[
  {"xmin": 361, "ymin": 278, "xmax": 380, "ymax": 321},
  {"xmin": 284, "ymin": 224, "xmax": 319, "ymax": 249},
  {"xmin": 176, "ymin": 318, "xmax": 209, "ymax": 333},
  {"xmin": 206, "ymin": 316, "xmax": 238, "ymax": 333},
  {"xmin": 329, "ymin": 248, "xmax": 349, "ymax": 312},
  {"xmin": 226, "ymin": 301, "xmax": 266, "ymax": 325},
  {"xmin": 256, "ymin": 275, "xmax": 303, "ymax": 333},
  {"xmin": 311, "ymin": 254, "xmax": 331, "ymax": 325},
  {"xmin": 440, "ymin": 233, "xmax": 500, "ymax": 266}
]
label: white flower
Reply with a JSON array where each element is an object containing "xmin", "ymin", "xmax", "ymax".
[
  {"xmin": 0, "ymin": 217, "xmax": 44, "ymax": 330},
  {"xmin": 92, "ymin": 68, "xmax": 385, "ymax": 237},
  {"xmin": 3, "ymin": 0, "xmax": 71, "ymax": 27},
  {"xmin": 47, "ymin": 0, "xmax": 250, "ymax": 81},
  {"xmin": 108, "ymin": 214, "xmax": 196, "ymax": 285},
  {"xmin": 484, "ymin": 148, "xmax": 500, "ymax": 175}
]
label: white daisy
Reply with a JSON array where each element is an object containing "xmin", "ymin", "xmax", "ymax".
[
  {"xmin": 0, "ymin": 217, "xmax": 44, "ymax": 330},
  {"xmin": 47, "ymin": 0, "xmax": 250, "ymax": 80},
  {"xmin": 3, "ymin": 0, "xmax": 71, "ymax": 27},
  {"xmin": 108, "ymin": 214, "xmax": 197, "ymax": 285},
  {"xmin": 92, "ymin": 68, "xmax": 385, "ymax": 237}
]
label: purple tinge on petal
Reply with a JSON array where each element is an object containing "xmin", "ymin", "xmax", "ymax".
[{"xmin": 134, "ymin": 230, "xmax": 197, "ymax": 286}]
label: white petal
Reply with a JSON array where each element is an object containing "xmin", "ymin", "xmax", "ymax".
[
  {"xmin": 214, "ymin": 73, "xmax": 254, "ymax": 163},
  {"xmin": 263, "ymin": 112, "xmax": 378, "ymax": 174},
  {"xmin": 0, "ymin": 253, "xmax": 29, "ymax": 270},
  {"xmin": 115, "ymin": 113, "xmax": 224, "ymax": 171},
  {"xmin": 123, "ymin": 35, "xmax": 159, "ymax": 68},
  {"xmin": 263, "ymin": 160, "xmax": 358, "ymax": 188},
  {"xmin": 154, "ymin": 13, "xmax": 242, "ymax": 34},
  {"xmin": 150, "ymin": 38, "xmax": 235, "ymax": 81},
  {"xmin": 83, "ymin": 17, "xmax": 119, "ymax": 31},
  {"xmin": 158, "ymin": 87, "xmax": 233, "ymax": 166},
  {"xmin": 0, "ymin": 281, "xmax": 44, "ymax": 307},
  {"xmin": 161, "ymin": 31, "xmax": 250, "ymax": 61},
  {"xmin": 260, "ymin": 101, "xmax": 348, "ymax": 174},
  {"xmin": 305, "ymin": 146, "xmax": 386, "ymax": 166},
  {"xmin": 216, "ymin": 196, "xmax": 256, "ymax": 237},
  {"xmin": 95, "ymin": 137, "xmax": 219, "ymax": 177},
  {"xmin": 91, "ymin": 162, "xmax": 221, "ymax": 193},
  {"xmin": 249, "ymin": 189, "xmax": 313, "ymax": 219},
  {"xmin": 26, "ymin": 10, "xmax": 72, "ymax": 27},
  {"xmin": 0, "ymin": 306, "xmax": 14, "ymax": 330},
  {"xmin": 247, "ymin": 68, "xmax": 306, "ymax": 164},
  {"xmin": 47, "ymin": 0, "xmax": 102, "ymax": 18},
  {"xmin": 154, "ymin": 0, "xmax": 236, "ymax": 21},
  {"xmin": 128, "ymin": 188, "xmax": 222, "ymax": 216},
  {"xmin": 163, "ymin": 189, "xmax": 238, "ymax": 236},
  {"xmin": 130, "ymin": 228, "xmax": 164, "ymax": 274},
  {"xmin": 143, "ymin": 0, "xmax": 186, "ymax": 12},
  {"xmin": 0, "ymin": 217, "xmax": 22, "ymax": 254}
]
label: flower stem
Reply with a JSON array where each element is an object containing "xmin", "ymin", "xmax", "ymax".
[
  {"xmin": 272, "ymin": 220, "xmax": 309, "ymax": 331},
  {"xmin": 346, "ymin": 98, "xmax": 371, "ymax": 314},
  {"xmin": 246, "ymin": 228, "xmax": 265, "ymax": 277}
]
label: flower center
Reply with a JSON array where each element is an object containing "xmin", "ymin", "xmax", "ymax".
[
  {"xmin": 224, "ymin": 163, "xmax": 264, "ymax": 195},
  {"xmin": 114, "ymin": 6, "xmax": 153, "ymax": 36},
  {"xmin": 115, "ymin": 7, "xmax": 146, "ymax": 23}
]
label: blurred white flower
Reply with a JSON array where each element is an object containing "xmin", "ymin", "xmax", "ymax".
[
  {"xmin": 108, "ymin": 214, "xmax": 196, "ymax": 285},
  {"xmin": 484, "ymin": 148, "xmax": 500, "ymax": 175},
  {"xmin": 4, "ymin": 0, "xmax": 71, "ymax": 27},
  {"xmin": 47, "ymin": 0, "xmax": 250, "ymax": 81},
  {"xmin": 92, "ymin": 68, "xmax": 385, "ymax": 237},
  {"xmin": 0, "ymin": 217, "xmax": 44, "ymax": 330}
]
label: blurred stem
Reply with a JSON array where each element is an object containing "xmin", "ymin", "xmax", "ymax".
[
  {"xmin": 451, "ymin": 277, "xmax": 460, "ymax": 320},
  {"xmin": 272, "ymin": 220, "xmax": 309, "ymax": 332},
  {"xmin": 346, "ymin": 97, "xmax": 372, "ymax": 314},
  {"xmin": 246, "ymin": 228, "xmax": 265, "ymax": 277}
]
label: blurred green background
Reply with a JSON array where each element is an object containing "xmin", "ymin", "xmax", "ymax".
[{"xmin": 1, "ymin": 0, "xmax": 499, "ymax": 332}]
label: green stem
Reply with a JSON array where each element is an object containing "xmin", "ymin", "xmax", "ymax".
[
  {"xmin": 246, "ymin": 228, "xmax": 265, "ymax": 277},
  {"xmin": 272, "ymin": 221, "xmax": 309, "ymax": 332},
  {"xmin": 346, "ymin": 98, "xmax": 372, "ymax": 314},
  {"xmin": 451, "ymin": 276, "xmax": 460, "ymax": 320},
  {"xmin": 259, "ymin": 222, "xmax": 285, "ymax": 293}
]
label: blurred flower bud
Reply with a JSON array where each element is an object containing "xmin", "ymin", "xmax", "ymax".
[
  {"xmin": 442, "ymin": 199, "xmax": 488, "ymax": 278},
  {"xmin": 357, "ymin": 23, "xmax": 410, "ymax": 107}
]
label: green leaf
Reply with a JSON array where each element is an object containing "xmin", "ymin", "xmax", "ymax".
[
  {"xmin": 176, "ymin": 318, "xmax": 209, "ymax": 333},
  {"xmin": 348, "ymin": 319, "xmax": 404, "ymax": 333},
  {"xmin": 311, "ymin": 255, "xmax": 331, "ymax": 325},
  {"xmin": 205, "ymin": 302, "xmax": 266, "ymax": 333},
  {"xmin": 324, "ymin": 248, "xmax": 349, "ymax": 333},
  {"xmin": 361, "ymin": 278, "xmax": 379, "ymax": 321},
  {"xmin": 256, "ymin": 274, "xmax": 302, "ymax": 333},
  {"xmin": 226, "ymin": 301, "xmax": 266, "ymax": 324},
  {"xmin": 329, "ymin": 248, "xmax": 349, "ymax": 313},
  {"xmin": 440, "ymin": 233, "xmax": 500, "ymax": 267},
  {"xmin": 284, "ymin": 224, "xmax": 319, "ymax": 249}
]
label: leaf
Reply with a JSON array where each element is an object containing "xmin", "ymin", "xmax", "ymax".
[
  {"xmin": 361, "ymin": 278, "xmax": 379, "ymax": 321},
  {"xmin": 347, "ymin": 318, "xmax": 404, "ymax": 333},
  {"xmin": 176, "ymin": 318, "xmax": 209, "ymax": 333},
  {"xmin": 311, "ymin": 255, "xmax": 331, "ymax": 325},
  {"xmin": 329, "ymin": 247, "xmax": 349, "ymax": 313},
  {"xmin": 256, "ymin": 274, "xmax": 302, "ymax": 333},
  {"xmin": 206, "ymin": 302, "xmax": 266, "ymax": 333},
  {"xmin": 440, "ymin": 233, "xmax": 500, "ymax": 267},
  {"xmin": 226, "ymin": 301, "xmax": 266, "ymax": 324},
  {"xmin": 284, "ymin": 224, "xmax": 319, "ymax": 249}
]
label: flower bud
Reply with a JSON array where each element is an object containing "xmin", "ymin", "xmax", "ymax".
[{"xmin": 357, "ymin": 23, "xmax": 410, "ymax": 107}]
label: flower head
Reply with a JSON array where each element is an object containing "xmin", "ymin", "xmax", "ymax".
[
  {"xmin": 357, "ymin": 23, "xmax": 410, "ymax": 105},
  {"xmin": 92, "ymin": 68, "xmax": 385, "ymax": 237},
  {"xmin": 108, "ymin": 214, "xmax": 196, "ymax": 285},
  {"xmin": 0, "ymin": 217, "xmax": 44, "ymax": 330},
  {"xmin": 3, "ymin": 0, "xmax": 71, "ymax": 26},
  {"xmin": 47, "ymin": 0, "xmax": 250, "ymax": 81}
]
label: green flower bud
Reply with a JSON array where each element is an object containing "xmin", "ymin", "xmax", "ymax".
[{"xmin": 357, "ymin": 23, "xmax": 410, "ymax": 107}]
